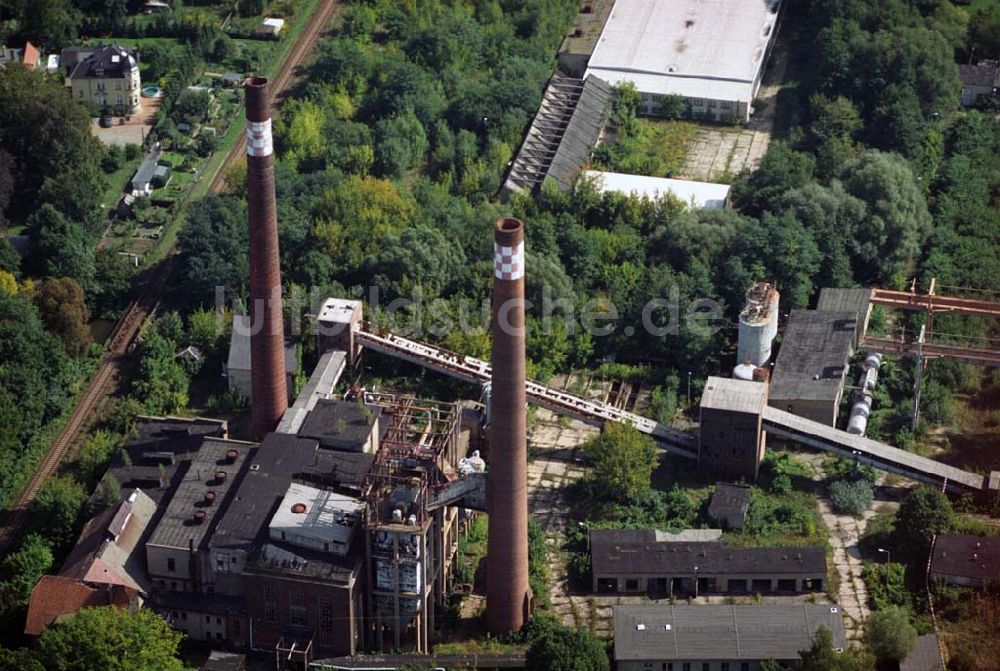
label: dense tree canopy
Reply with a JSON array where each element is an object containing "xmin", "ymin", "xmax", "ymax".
[
  {"xmin": 583, "ymin": 423, "xmax": 658, "ymax": 503},
  {"xmin": 34, "ymin": 606, "xmax": 189, "ymax": 671}
]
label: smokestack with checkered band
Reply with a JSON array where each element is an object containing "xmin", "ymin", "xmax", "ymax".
[
  {"xmin": 485, "ymin": 217, "xmax": 532, "ymax": 635},
  {"xmin": 244, "ymin": 77, "xmax": 288, "ymax": 440}
]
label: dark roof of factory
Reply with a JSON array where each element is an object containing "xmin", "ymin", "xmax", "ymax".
[
  {"xmin": 930, "ymin": 533, "xmax": 1000, "ymax": 583},
  {"xmin": 613, "ymin": 604, "xmax": 847, "ymax": 662},
  {"xmin": 246, "ymin": 540, "xmax": 362, "ymax": 584},
  {"xmin": 199, "ymin": 651, "xmax": 247, "ymax": 671},
  {"xmin": 815, "ymin": 287, "xmax": 870, "ymax": 317},
  {"xmin": 210, "ymin": 433, "xmax": 373, "ymax": 550},
  {"xmin": 769, "ymin": 310, "xmax": 856, "ymax": 403},
  {"xmin": 707, "ymin": 482, "xmax": 751, "ymax": 519},
  {"xmin": 100, "ymin": 416, "xmax": 228, "ymax": 504},
  {"xmin": 151, "ymin": 589, "xmax": 246, "ymax": 617},
  {"xmin": 590, "ymin": 533, "xmax": 826, "ymax": 576},
  {"xmin": 298, "ymin": 397, "xmax": 381, "ymax": 451},
  {"xmin": 557, "ymin": 0, "xmax": 614, "ymax": 58},
  {"xmin": 146, "ymin": 438, "xmax": 255, "ymax": 550}
]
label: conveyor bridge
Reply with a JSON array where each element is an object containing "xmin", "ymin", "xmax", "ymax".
[
  {"xmin": 354, "ymin": 323, "xmax": 994, "ymax": 494},
  {"xmin": 354, "ymin": 323, "xmax": 699, "ymax": 458},
  {"xmin": 762, "ymin": 407, "xmax": 985, "ymax": 493}
]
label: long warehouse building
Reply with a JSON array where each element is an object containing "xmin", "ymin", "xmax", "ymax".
[{"xmin": 584, "ymin": 0, "xmax": 783, "ymax": 122}]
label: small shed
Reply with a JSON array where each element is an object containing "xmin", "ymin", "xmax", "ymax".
[
  {"xmin": 256, "ymin": 17, "xmax": 285, "ymax": 37},
  {"xmin": 707, "ymin": 482, "xmax": 751, "ymax": 530},
  {"xmin": 152, "ymin": 165, "xmax": 171, "ymax": 188},
  {"xmin": 221, "ymin": 72, "xmax": 243, "ymax": 87}
]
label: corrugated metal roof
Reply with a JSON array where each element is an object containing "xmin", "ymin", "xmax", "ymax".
[
  {"xmin": 502, "ymin": 74, "xmax": 613, "ymax": 197},
  {"xmin": 700, "ymin": 376, "xmax": 768, "ymax": 414},
  {"xmin": 583, "ymin": 170, "xmax": 730, "ymax": 208},
  {"xmin": 613, "ymin": 604, "xmax": 846, "ymax": 661},
  {"xmin": 593, "ymin": 537, "xmax": 825, "ymax": 577}
]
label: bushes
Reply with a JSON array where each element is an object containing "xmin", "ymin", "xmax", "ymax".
[
  {"xmin": 862, "ymin": 562, "xmax": 912, "ymax": 613},
  {"xmin": 829, "ymin": 479, "xmax": 874, "ymax": 517},
  {"xmin": 523, "ymin": 617, "xmax": 609, "ymax": 671},
  {"xmin": 581, "ymin": 423, "xmax": 658, "ymax": 503},
  {"xmin": 528, "ymin": 520, "xmax": 550, "ymax": 609},
  {"xmin": 864, "ymin": 606, "xmax": 917, "ymax": 662}
]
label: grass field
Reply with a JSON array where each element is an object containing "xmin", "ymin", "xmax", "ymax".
[
  {"xmin": 596, "ymin": 118, "xmax": 699, "ymax": 178},
  {"xmin": 100, "ymin": 157, "xmax": 141, "ymax": 212}
]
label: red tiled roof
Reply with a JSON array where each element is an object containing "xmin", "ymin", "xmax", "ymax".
[
  {"xmin": 24, "ymin": 575, "xmax": 137, "ymax": 636},
  {"xmin": 22, "ymin": 41, "xmax": 39, "ymax": 69}
]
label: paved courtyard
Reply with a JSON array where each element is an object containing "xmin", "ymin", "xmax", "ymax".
[
  {"xmin": 90, "ymin": 95, "xmax": 161, "ymax": 146},
  {"xmin": 525, "ymin": 383, "xmax": 837, "ymax": 637},
  {"xmin": 678, "ymin": 28, "xmax": 788, "ymax": 183}
]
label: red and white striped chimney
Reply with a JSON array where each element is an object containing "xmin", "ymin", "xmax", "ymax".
[
  {"xmin": 486, "ymin": 218, "xmax": 532, "ymax": 635},
  {"xmin": 244, "ymin": 77, "xmax": 288, "ymax": 440}
]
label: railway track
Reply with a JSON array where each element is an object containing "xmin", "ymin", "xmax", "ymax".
[
  {"xmin": 0, "ymin": 1, "xmax": 339, "ymax": 555},
  {"xmin": 207, "ymin": 0, "xmax": 340, "ymax": 194}
]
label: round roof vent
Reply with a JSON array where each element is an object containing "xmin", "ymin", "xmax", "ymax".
[
  {"xmin": 291, "ymin": 503, "xmax": 307, "ymax": 514},
  {"xmin": 214, "ymin": 471, "xmax": 227, "ymax": 483},
  {"xmin": 193, "ymin": 510, "xmax": 207, "ymax": 524}
]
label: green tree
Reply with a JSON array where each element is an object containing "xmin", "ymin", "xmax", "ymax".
[
  {"xmin": 583, "ymin": 423, "xmax": 658, "ymax": 502},
  {"xmin": 29, "ymin": 475, "xmax": 87, "ymax": 549},
  {"xmin": 838, "ymin": 150, "xmax": 931, "ymax": 284},
  {"xmin": 187, "ymin": 309, "xmax": 224, "ymax": 356},
  {"xmin": 799, "ymin": 625, "xmax": 874, "ymax": 671},
  {"xmin": 0, "ymin": 65, "xmax": 104, "ymax": 229},
  {"xmin": 524, "ymin": 620, "xmax": 609, "ymax": 671},
  {"xmin": 280, "ymin": 98, "xmax": 327, "ymax": 170},
  {"xmin": 864, "ymin": 606, "xmax": 917, "ymax": 662},
  {"xmin": 28, "ymin": 205, "xmax": 95, "ymax": 288},
  {"xmin": 895, "ymin": 487, "xmax": 953, "ymax": 554},
  {"xmin": 78, "ymin": 430, "xmax": 122, "ymax": 483},
  {"xmin": 35, "ymin": 277, "xmax": 92, "ymax": 356},
  {"xmin": 374, "ymin": 110, "xmax": 428, "ymax": 179},
  {"xmin": 659, "ymin": 94, "xmax": 687, "ymax": 119},
  {"xmin": 0, "ymin": 534, "xmax": 53, "ymax": 615},
  {"xmin": 104, "ymin": 397, "xmax": 144, "ymax": 437},
  {"xmin": 177, "ymin": 196, "xmax": 248, "ymax": 307},
  {"xmin": 730, "ymin": 141, "xmax": 815, "ymax": 216},
  {"xmin": 36, "ymin": 606, "xmax": 189, "ymax": 671}
]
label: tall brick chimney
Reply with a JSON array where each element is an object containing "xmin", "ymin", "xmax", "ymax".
[
  {"xmin": 244, "ymin": 77, "xmax": 287, "ymax": 440},
  {"xmin": 486, "ymin": 218, "xmax": 532, "ymax": 634}
]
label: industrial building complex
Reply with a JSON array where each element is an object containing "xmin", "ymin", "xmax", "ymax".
[{"xmin": 16, "ymin": 28, "xmax": 1000, "ymax": 666}]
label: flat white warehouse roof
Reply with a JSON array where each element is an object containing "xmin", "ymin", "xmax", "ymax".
[
  {"xmin": 584, "ymin": 171, "xmax": 731, "ymax": 209},
  {"xmin": 585, "ymin": 0, "xmax": 781, "ymax": 103}
]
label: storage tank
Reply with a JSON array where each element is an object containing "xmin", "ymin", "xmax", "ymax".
[
  {"xmin": 736, "ymin": 282, "xmax": 780, "ymax": 367},
  {"xmin": 733, "ymin": 363, "xmax": 756, "ymax": 381},
  {"xmin": 846, "ymin": 395, "xmax": 873, "ymax": 435}
]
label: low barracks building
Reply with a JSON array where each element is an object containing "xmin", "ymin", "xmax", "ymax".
[
  {"xmin": 613, "ymin": 604, "xmax": 847, "ymax": 671},
  {"xmin": 591, "ymin": 529, "xmax": 826, "ymax": 597}
]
